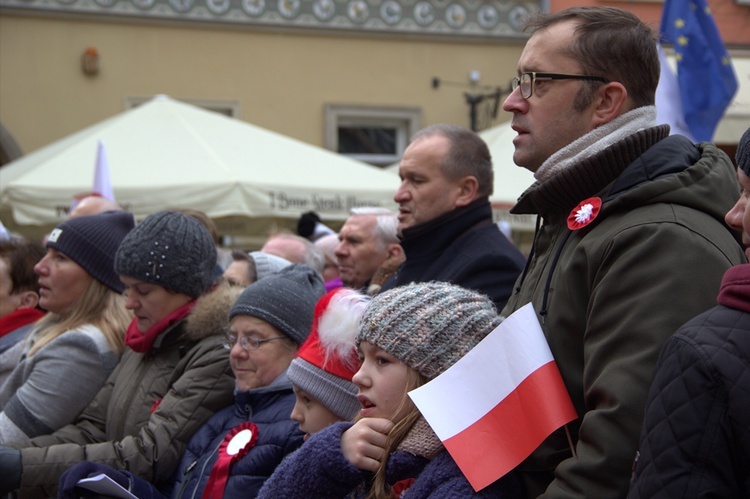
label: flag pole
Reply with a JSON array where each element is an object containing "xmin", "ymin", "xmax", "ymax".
[{"xmin": 564, "ymin": 424, "xmax": 577, "ymax": 458}]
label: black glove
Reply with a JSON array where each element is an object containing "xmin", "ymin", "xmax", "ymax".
[
  {"xmin": 58, "ymin": 461, "xmax": 130, "ymax": 499},
  {"xmin": 0, "ymin": 446, "xmax": 22, "ymax": 494}
]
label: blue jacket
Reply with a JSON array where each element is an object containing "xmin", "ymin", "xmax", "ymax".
[
  {"xmin": 128, "ymin": 372, "xmax": 303, "ymax": 498},
  {"xmin": 258, "ymin": 421, "xmax": 523, "ymax": 498}
]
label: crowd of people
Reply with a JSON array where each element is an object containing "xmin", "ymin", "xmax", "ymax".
[{"xmin": 0, "ymin": 5, "xmax": 747, "ymax": 498}]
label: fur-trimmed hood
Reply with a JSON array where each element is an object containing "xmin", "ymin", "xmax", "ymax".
[{"xmin": 184, "ymin": 283, "xmax": 243, "ymax": 343}]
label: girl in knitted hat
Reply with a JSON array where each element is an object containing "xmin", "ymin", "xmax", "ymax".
[
  {"xmin": 0, "ymin": 211, "xmax": 134, "ymax": 446},
  {"xmin": 258, "ymin": 281, "xmax": 523, "ymax": 499},
  {"xmin": 287, "ymin": 287, "xmax": 370, "ymax": 440}
]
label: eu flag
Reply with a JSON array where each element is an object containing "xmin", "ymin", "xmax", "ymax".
[{"xmin": 660, "ymin": 0, "xmax": 738, "ymax": 142}]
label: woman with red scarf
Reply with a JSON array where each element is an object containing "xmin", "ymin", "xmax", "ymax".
[
  {"xmin": 58, "ymin": 264, "xmax": 326, "ymax": 499},
  {"xmin": 0, "ymin": 210, "xmax": 236, "ymax": 498}
]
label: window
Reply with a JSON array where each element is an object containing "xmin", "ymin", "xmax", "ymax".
[{"xmin": 325, "ymin": 105, "xmax": 421, "ymax": 166}]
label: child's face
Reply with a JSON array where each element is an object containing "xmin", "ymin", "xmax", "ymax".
[
  {"xmin": 290, "ymin": 386, "xmax": 341, "ymax": 440},
  {"xmin": 353, "ymin": 341, "xmax": 410, "ymax": 421}
]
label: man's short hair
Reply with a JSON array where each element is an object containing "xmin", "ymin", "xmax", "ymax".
[
  {"xmin": 348, "ymin": 207, "xmax": 399, "ymax": 247},
  {"xmin": 230, "ymin": 250, "xmax": 257, "ymax": 283},
  {"xmin": 409, "ymin": 124, "xmax": 494, "ymax": 198},
  {"xmin": 524, "ymin": 6, "xmax": 659, "ymax": 110},
  {"xmin": 0, "ymin": 238, "xmax": 45, "ymax": 295}
]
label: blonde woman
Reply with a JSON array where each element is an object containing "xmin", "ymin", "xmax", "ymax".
[{"xmin": 0, "ymin": 211, "xmax": 134, "ymax": 445}]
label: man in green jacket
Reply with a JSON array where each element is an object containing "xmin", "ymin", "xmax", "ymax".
[{"xmin": 500, "ymin": 6, "xmax": 745, "ymax": 498}]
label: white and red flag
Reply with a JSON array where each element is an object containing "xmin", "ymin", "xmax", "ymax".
[{"xmin": 408, "ymin": 303, "xmax": 577, "ymax": 491}]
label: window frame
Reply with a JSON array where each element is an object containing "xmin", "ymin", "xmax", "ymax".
[{"xmin": 325, "ymin": 104, "xmax": 421, "ymax": 166}]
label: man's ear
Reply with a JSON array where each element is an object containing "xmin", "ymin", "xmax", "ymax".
[
  {"xmin": 454, "ymin": 176, "xmax": 479, "ymax": 208},
  {"xmin": 16, "ymin": 290, "xmax": 40, "ymax": 310},
  {"xmin": 591, "ymin": 82, "xmax": 628, "ymax": 128},
  {"xmin": 386, "ymin": 243, "xmax": 404, "ymax": 260}
]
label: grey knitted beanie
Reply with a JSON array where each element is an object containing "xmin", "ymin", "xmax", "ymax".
[
  {"xmin": 287, "ymin": 288, "xmax": 370, "ymax": 420},
  {"xmin": 356, "ymin": 281, "xmax": 503, "ymax": 380},
  {"xmin": 249, "ymin": 251, "xmax": 293, "ymax": 281},
  {"xmin": 738, "ymin": 127, "xmax": 750, "ymax": 177},
  {"xmin": 47, "ymin": 211, "xmax": 135, "ymax": 293},
  {"xmin": 114, "ymin": 210, "xmax": 217, "ymax": 298},
  {"xmin": 228, "ymin": 264, "xmax": 325, "ymax": 345}
]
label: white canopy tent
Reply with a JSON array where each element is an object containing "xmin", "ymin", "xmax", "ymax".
[
  {"xmin": 477, "ymin": 122, "xmax": 537, "ymax": 231},
  {"xmin": 0, "ymin": 95, "xmax": 400, "ymax": 242}
]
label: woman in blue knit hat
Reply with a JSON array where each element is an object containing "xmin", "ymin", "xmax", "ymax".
[{"xmin": 0, "ymin": 211, "xmax": 135, "ymax": 446}]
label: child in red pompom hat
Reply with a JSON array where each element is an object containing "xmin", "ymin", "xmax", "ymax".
[{"xmin": 286, "ymin": 288, "xmax": 370, "ymax": 440}]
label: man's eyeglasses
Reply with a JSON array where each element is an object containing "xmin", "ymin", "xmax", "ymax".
[
  {"xmin": 224, "ymin": 334, "xmax": 287, "ymax": 351},
  {"xmin": 511, "ymin": 72, "xmax": 609, "ymax": 100}
]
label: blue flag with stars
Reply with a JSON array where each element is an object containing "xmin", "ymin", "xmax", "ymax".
[{"xmin": 660, "ymin": 0, "xmax": 738, "ymax": 142}]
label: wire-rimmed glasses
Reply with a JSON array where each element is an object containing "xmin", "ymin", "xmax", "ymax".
[{"xmin": 224, "ymin": 334, "xmax": 287, "ymax": 351}]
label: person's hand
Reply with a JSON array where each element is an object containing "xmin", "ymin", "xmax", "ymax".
[
  {"xmin": 0, "ymin": 446, "xmax": 22, "ymax": 494},
  {"xmin": 341, "ymin": 418, "xmax": 394, "ymax": 472},
  {"xmin": 58, "ymin": 461, "xmax": 130, "ymax": 499}
]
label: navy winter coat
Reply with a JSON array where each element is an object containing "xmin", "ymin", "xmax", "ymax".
[
  {"xmin": 629, "ymin": 264, "xmax": 750, "ymax": 498},
  {"xmin": 128, "ymin": 373, "xmax": 303, "ymax": 498}
]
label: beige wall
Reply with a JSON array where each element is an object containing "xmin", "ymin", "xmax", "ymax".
[{"xmin": 0, "ymin": 14, "xmax": 525, "ymax": 156}]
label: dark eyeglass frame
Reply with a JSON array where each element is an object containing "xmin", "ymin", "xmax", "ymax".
[
  {"xmin": 224, "ymin": 334, "xmax": 287, "ymax": 351},
  {"xmin": 511, "ymin": 72, "xmax": 610, "ymax": 99}
]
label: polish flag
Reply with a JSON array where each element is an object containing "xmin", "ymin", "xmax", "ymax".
[{"xmin": 409, "ymin": 303, "xmax": 577, "ymax": 491}]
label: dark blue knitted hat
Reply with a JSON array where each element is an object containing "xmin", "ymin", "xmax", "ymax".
[{"xmin": 47, "ymin": 211, "xmax": 135, "ymax": 293}]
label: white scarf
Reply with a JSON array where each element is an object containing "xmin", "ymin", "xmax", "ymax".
[{"xmin": 535, "ymin": 106, "xmax": 657, "ymax": 182}]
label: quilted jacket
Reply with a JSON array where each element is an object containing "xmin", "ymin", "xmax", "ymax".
[
  {"xmin": 628, "ymin": 264, "xmax": 750, "ymax": 498},
  {"xmin": 127, "ymin": 371, "xmax": 304, "ymax": 498}
]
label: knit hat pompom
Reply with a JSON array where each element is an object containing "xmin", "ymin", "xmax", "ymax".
[
  {"xmin": 316, "ymin": 288, "xmax": 370, "ymax": 372},
  {"xmin": 738, "ymin": 126, "xmax": 750, "ymax": 177},
  {"xmin": 228, "ymin": 264, "xmax": 325, "ymax": 345},
  {"xmin": 356, "ymin": 281, "xmax": 502, "ymax": 380},
  {"xmin": 114, "ymin": 210, "xmax": 217, "ymax": 299},
  {"xmin": 287, "ymin": 288, "xmax": 370, "ymax": 420},
  {"xmin": 47, "ymin": 211, "xmax": 135, "ymax": 293}
]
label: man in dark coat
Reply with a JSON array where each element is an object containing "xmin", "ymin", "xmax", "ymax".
[{"xmin": 380, "ymin": 124, "xmax": 525, "ymax": 311}]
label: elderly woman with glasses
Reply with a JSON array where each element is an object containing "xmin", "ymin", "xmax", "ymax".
[{"xmin": 58, "ymin": 264, "xmax": 325, "ymax": 499}]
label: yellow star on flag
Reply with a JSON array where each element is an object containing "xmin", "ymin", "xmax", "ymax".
[
  {"xmin": 678, "ymin": 35, "xmax": 689, "ymax": 46},
  {"xmin": 675, "ymin": 18, "xmax": 685, "ymax": 29}
]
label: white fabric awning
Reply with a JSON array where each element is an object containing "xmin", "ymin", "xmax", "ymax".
[{"xmin": 0, "ymin": 95, "xmax": 399, "ymax": 237}]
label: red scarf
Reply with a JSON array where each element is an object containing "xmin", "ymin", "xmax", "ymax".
[
  {"xmin": 124, "ymin": 301, "xmax": 195, "ymax": 353},
  {"xmin": 0, "ymin": 308, "xmax": 45, "ymax": 338}
]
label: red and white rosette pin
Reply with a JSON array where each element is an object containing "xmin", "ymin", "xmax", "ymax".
[
  {"xmin": 202, "ymin": 422, "xmax": 259, "ymax": 499},
  {"xmin": 567, "ymin": 197, "xmax": 602, "ymax": 230}
]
